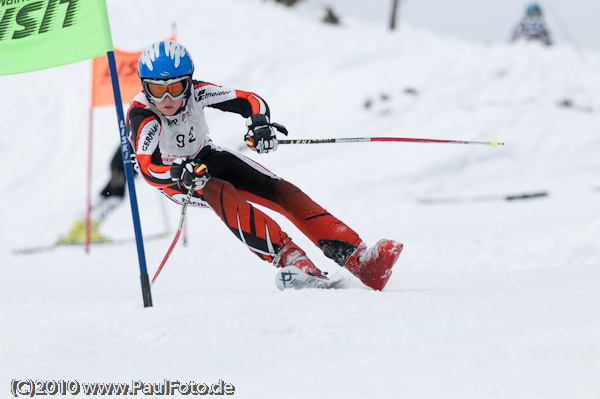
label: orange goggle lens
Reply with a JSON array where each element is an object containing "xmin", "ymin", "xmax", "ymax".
[
  {"xmin": 145, "ymin": 79, "xmax": 188, "ymax": 100},
  {"xmin": 146, "ymin": 81, "xmax": 186, "ymax": 97}
]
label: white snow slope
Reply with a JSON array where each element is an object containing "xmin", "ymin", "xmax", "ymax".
[{"xmin": 1, "ymin": 1, "xmax": 600, "ymax": 398}]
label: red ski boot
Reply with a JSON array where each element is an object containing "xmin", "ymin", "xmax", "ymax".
[{"xmin": 344, "ymin": 239, "xmax": 403, "ymax": 291}]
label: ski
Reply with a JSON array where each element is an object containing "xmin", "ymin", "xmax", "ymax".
[
  {"xmin": 11, "ymin": 232, "xmax": 170, "ymax": 255},
  {"xmin": 275, "ymin": 265, "xmax": 342, "ymax": 290}
]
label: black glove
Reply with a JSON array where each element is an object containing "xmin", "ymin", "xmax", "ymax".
[
  {"xmin": 170, "ymin": 158, "xmax": 210, "ymax": 190},
  {"xmin": 244, "ymin": 114, "xmax": 288, "ymax": 154}
]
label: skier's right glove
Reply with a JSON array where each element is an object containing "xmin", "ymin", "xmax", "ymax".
[{"xmin": 170, "ymin": 158, "xmax": 210, "ymax": 190}]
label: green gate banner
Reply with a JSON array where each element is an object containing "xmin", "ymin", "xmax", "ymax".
[{"xmin": 0, "ymin": 0, "xmax": 113, "ymax": 75}]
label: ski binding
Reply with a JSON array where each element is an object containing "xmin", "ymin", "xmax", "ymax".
[{"xmin": 275, "ymin": 265, "xmax": 335, "ymax": 290}]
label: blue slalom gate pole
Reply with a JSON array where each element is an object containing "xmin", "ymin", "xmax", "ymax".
[{"xmin": 106, "ymin": 51, "xmax": 153, "ymax": 307}]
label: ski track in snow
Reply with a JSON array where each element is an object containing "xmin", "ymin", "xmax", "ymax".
[{"xmin": 1, "ymin": 0, "xmax": 600, "ymax": 398}]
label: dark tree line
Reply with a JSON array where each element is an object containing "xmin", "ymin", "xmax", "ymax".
[{"xmin": 272, "ymin": 0, "xmax": 401, "ymax": 31}]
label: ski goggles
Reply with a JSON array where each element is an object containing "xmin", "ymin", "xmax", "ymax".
[{"xmin": 142, "ymin": 77, "xmax": 191, "ymax": 102}]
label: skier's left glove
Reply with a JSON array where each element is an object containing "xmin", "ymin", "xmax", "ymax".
[
  {"xmin": 244, "ymin": 114, "xmax": 288, "ymax": 154},
  {"xmin": 170, "ymin": 158, "xmax": 210, "ymax": 190}
]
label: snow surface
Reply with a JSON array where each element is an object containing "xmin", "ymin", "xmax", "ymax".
[{"xmin": 1, "ymin": 0, "xmax": 600, "ymax": 397}]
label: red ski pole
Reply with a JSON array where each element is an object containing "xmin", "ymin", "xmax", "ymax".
[
  {"xmin": 151, "ymin": 188, "xmax": 194, "ymax": 285},
  {"xmin": 278, "ymin": 137, "xmax": 504, "ymax": 147}
]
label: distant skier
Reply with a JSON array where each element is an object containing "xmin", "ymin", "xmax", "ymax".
[
  {"xmin": 510, "ymin": 3, "xmax": 553, "ymax": 46},
  {"xmin": 126, "ymin": 40, "xmax": 403, "ymax": 290},
  {"xmin": 60, "ymin": 147, "xmax": 132, "ymax": 244}
]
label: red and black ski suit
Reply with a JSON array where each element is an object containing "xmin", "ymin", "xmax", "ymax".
[{"xmin": 127, "ymin": 80, "xmax": 361, "ymax": 266}]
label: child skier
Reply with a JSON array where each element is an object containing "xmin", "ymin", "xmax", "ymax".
[{"xmin": 126, "ymin": 40, "xmax": 402, "ymax": 290}]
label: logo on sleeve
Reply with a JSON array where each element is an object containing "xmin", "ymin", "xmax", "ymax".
[
  {"xmin": 142, "ymin": 123, "xmax": 159, "ymax": 151},
  {"xmin": 195, "ymin": 88, "xmax": 231, "ymax": 102}
]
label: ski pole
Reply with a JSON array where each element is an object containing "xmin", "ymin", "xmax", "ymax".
[
  {"xmin": 151, "ymin": 187, "xmax": 194, "ymax": 285},
  {"xmin": 278, "ymin": 137, "xmax": 504, "ymax": 147}
]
